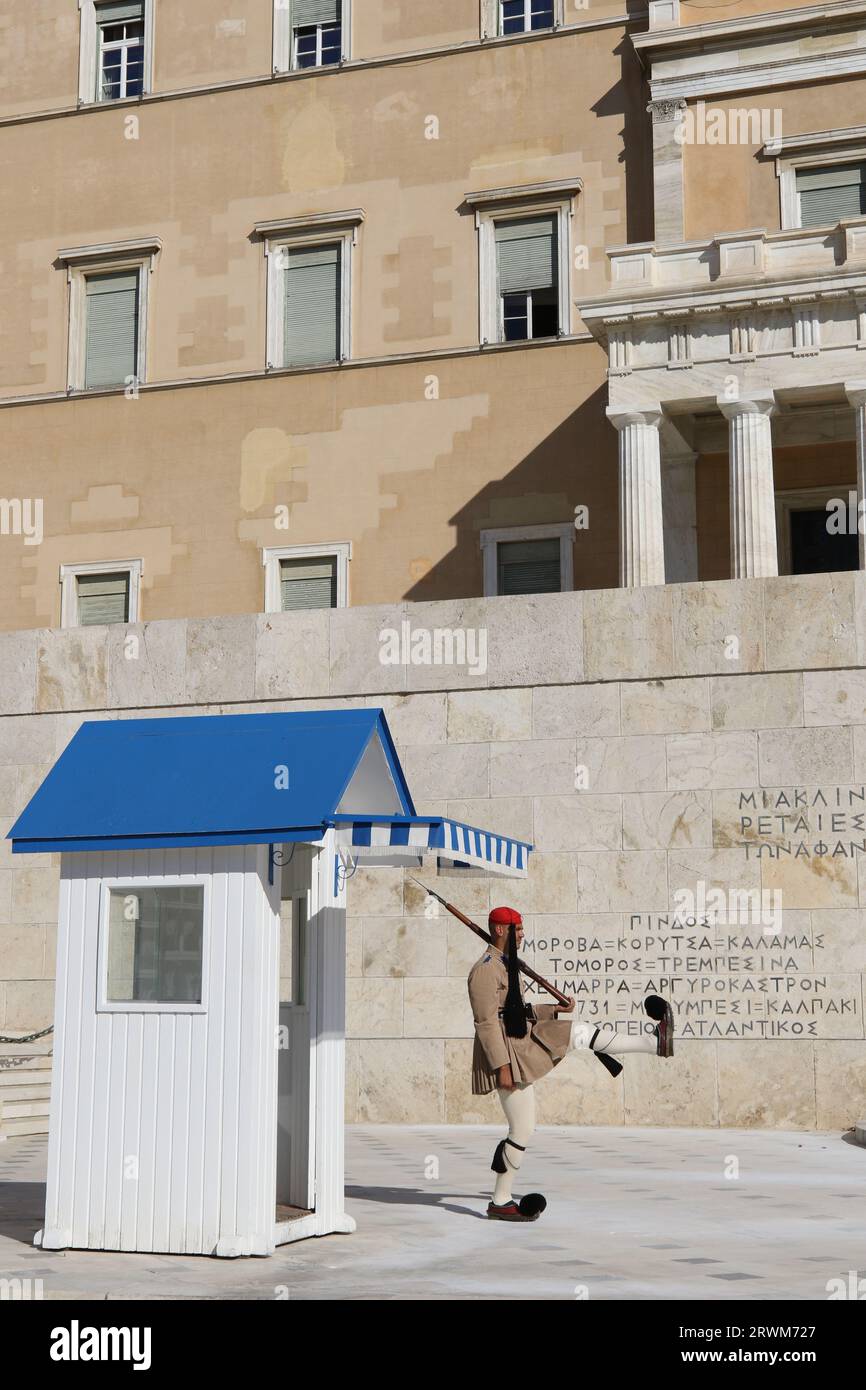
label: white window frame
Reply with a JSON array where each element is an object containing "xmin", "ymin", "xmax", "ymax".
[
  {"xmin": 480, "ymin": 523, "xmax": 574, "ymax": 597},
  {"xmin": 96, "ymin": 874, "xmax": 210, "ymax": 1015},
  {"xmin": 273, "ymin": 0, "xmax": 351, "ymax": 74},
  {"xmin": 257, "ymin": 213, "xmax": 362, "ymax": 370},
  {"xmin": 475, "ymin": 194, "xmax": 575, "ymax": 346},
  {"xmin": 481, "ymin": 0, "xmax": 563, "ymax": 39},
  {"xmin": 774, "ymin": 485, "xmax": 856, "ymax": 576},
  {"xmin": 263, "ymin": 542, "xmax": 351, "ymax": 613},
  {"xmin": 770, "ymin": 132, "xmax": 866, "ymax": 230},
  {"xmin": 58, "ymin": 239, "xmax": 159, "ymax": 393},
  {"xmin": 60, "ymin": 558, "xmax": 142, "ymax": 628},
  {"xmin": 78, "ymin": 0, "xmax": 154, "ymax": 106}
]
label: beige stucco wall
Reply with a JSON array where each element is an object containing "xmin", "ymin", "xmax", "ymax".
[
  {"xmin": 0, "ymin": 28, "xmax": 645, "ymax": 394},
  {"xmin": 0, "ymin": 340, "xmax": 619, "ymax": 630},
  {"xmin": 683, "ymin": 76, "xmax": 866, "ymax": 241},
  {"xmin": 2, "ymin": 574, "xmax": 866, "ymax": 1129}
]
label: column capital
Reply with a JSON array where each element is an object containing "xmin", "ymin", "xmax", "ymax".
[
  {"xmin": 716, "ymin": 392, "xmax": 776, "ymax": 421},
  {"xmin": 845, "ymin": 380, "xmax": 866, "ymax": 409},
  {"xmin": 646, "ymin": 97, "xmax": 686, "ymax": 124},
  {"xmin": 606, "ymin": 405, "xmax": 663, "ymax": 432}
]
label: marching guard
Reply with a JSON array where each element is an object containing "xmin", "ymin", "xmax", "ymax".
[{"xmin": 468, "ymin": 905, "xmax": 674, "ymax": 1222}]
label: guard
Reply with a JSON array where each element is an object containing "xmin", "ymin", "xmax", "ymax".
[{"xmin": 468, "ymin": 906, "xmax": 674, "ymax": 1221}]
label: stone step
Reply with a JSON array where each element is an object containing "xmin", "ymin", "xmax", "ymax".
[
  {"xmin": 0, "ymin": 1116, "xmax": 49, "ymax": 1138},
  {"xmin": 0, "ymin": 1082, "xmax": 51, "ymax": 1103}
]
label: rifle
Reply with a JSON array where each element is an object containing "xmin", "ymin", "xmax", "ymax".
[{"xmin": 410, "ymin": 877, "xmax": 571, "ymax": 1007}]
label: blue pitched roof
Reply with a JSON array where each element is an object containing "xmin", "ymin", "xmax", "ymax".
[{"xmin": 8, "ymin": 709, "xmax": 415, "ymax": 853}]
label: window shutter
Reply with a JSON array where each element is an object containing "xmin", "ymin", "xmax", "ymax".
[
  {"xmin": 292, "ymin": 0, "xmax": 339, "ymax": 26},
  {"xmin": 96, "ymin": 2, "xmax": 144, "ymax": 22},
  {"xmin": 84, "ymin": 271, "xmax": 139, "ymax": 389},
  {"xmin": 284, "ymin": 244, "xmax": 340, "ymax": 367},
  {"xmin": 497, "ymin": 538, "xmax": 562, "ymax": 596},
  {"xmin": 77, "ymin": 572, "xmax": 130, "ymax": 625},
  {"xmin": 797, "ymin": 164, "xmax": 866, "ymax": 228},
  {"xmin": 495, "ymin": 216, "xmax": 557, "ymax": 294},
  {"xmin": 280, "ymin": 556, "xmax": 338, "ymax": 610}
]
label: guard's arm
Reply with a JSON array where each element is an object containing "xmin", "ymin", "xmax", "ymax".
[{"xmin": 468, "ymin": 965, "xmax": 511, "ymax": 1071}]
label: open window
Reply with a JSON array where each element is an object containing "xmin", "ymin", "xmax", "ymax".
[
  {"xmin": 468, "ymin": 182, "xmax": 577, "ymax": 345},
  {"xmin": 79, "ymin": 1, "xmax": 153, "ymax": 104},
  {"xmin": 273, "ymin": 0, "xmax": 350, "ymax": 73}
]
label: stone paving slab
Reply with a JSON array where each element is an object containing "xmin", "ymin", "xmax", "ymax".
[{"xmin": 0, "ymin": 1126, "xmax": 862, "ymax": 1300}]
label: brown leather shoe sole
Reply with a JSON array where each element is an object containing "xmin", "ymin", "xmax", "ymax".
[{"xmin": 486, "ymin": 1202, "xmax": 539, "ymax": 1222}]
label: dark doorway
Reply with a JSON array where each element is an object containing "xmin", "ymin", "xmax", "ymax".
[{"xmin": 789, "ymin": 507, "xmax": 859, "ymax": 574}]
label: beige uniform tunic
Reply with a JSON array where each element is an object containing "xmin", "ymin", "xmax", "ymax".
[{"xmin": 468, "ymin": 944, "xmax": 572, "ymax": 1095}]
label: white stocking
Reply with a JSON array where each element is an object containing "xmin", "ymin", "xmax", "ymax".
[
  {"xmin": 569, "ymin": 1020, "xmax": 657, "ymax": 1057},
  {"xmin": 492, "ymin": 1082, "xmax": 535, "ymax": 1205}
]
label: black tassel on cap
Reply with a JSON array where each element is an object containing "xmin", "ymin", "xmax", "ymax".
[{"xmin": 502, "ymin": 920, "xmax": 528, "ymax": 1038}]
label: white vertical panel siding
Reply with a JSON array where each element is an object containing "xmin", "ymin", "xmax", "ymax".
[
  {"xmin": 311, "ymin": 834, "xmax": 355, "ymax": 1235},
  {"xmin": 41, "ymin": 845, "xmax": 281, "ymax": 1256}
]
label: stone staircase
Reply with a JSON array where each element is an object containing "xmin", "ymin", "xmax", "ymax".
[{"xmin": 0, "ymin": 1042, "xmax": 52, "ymax": 1140}]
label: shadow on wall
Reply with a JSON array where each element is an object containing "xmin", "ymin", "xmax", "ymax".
[
  {"xmin": 593, "ymin": 29, "xmax": 654, "ymax": 247},
  {"xmin": 396, "ymin": 382, "xmax": 618, "ymax": 603}
]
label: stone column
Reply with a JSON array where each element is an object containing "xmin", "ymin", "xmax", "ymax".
[
  {"xmin": 717, "ymin": 394, "xmax": 778, "ymax": 579},
  {"xmin": 845, "ymin": 382, "xmax": 866, "ymax": 569},
  {"xmin": 647, "ymin": 99, "xmax": 686, "ymax": 246},
  {"xmin": 607, "ymin": 407, "xmax": 666, "ymax": 588}
]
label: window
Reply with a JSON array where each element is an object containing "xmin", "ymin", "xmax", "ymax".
[
  {"xmin": 480, "ymin": 524, "xmax": 574, "ymax": 596},
  {"xmin": 496, "ymin": 216, "xmax": 559, "ymax": 341},
  {"xmin": 79, "ymin": 1, "xmax": 152, "ymax": 104},
  {"xmin": 469, "ymin": 183, "xmax": 577, "ymax": 345},
  {"xmin": 103, "ymin": 884, "xmax": 205, "ymax": 1008},
  {"xmin": 259, "ymin": 213, "xmax": 360, "ymax": 369},
  {"xmin": 796, "ymin": 163, "xmax": 866, "ymax": 229},
  {"xmin": 96, "ymin": 2, "xmax": 144, "ymax": 100},
  {"xmin": 263, "ymin": 543, "xmax": 351, "ymax": 612},
  {"xmin": 500, "ymin": 0, "xmax": 555, "ymax": 34},
  {"xmin": 84, "ymin": 270, "xmax": 140, "ymax": 389},
  {"xmin": 60, "ymin": 559, "xmax": 142, "ymax": 627},
  {"xmin": 274, "ymin": 0, "xmax": 349, "ymax": 73},
  {"xmin": 283, "ymin": 242, "xmax": 341, "ymax": 366},
  {"xmin": 59, "ymin": 238, "xmax": 159, "ymax": 392}
]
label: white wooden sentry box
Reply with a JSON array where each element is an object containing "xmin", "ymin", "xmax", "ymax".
[{"xmin": 8, "ymin": 709, "xmax": 531, "ymax": 1257}]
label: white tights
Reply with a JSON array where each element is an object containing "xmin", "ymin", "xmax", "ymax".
[{"xmin": 491, "ymin": 1020, "xmax": 657, "ymax": 1204}]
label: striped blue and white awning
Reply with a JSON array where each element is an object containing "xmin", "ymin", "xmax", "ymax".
[{"xmin": 330, "ymin": 815, "xmax": 532, "ymax": 878}]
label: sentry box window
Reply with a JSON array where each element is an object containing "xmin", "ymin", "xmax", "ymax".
[{"xmin": 102, "ymin": 884, "xmax": 206, "ymax": 1010}]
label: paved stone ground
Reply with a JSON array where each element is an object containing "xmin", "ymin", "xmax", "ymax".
[{"xmin": 0, "ymin": 1126, "xmax": 862, "ymax": 1300}]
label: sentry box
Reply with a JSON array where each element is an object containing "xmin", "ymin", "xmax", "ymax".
[{"xmin": 8, "ymin": 709, "xmax": 531, "ymax": 1257}]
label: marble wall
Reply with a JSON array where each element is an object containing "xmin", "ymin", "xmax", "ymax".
[{"xmin": 2, "ymin": 573, "xmax": 866, "ymax": 1131}]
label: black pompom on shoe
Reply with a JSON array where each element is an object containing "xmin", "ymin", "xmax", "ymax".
[
  {"xmin": 644, "ymin": 994, "xmax": 674, "ymax": 1057},
  {"xmin": 517, "ymin": 1193, "xmax": 547, "ymax": 1220}
]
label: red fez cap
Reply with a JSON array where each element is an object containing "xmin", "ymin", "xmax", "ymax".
[{"xmin": 489, "ymin": 906, "xmax": 522, "ymax": 927}]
